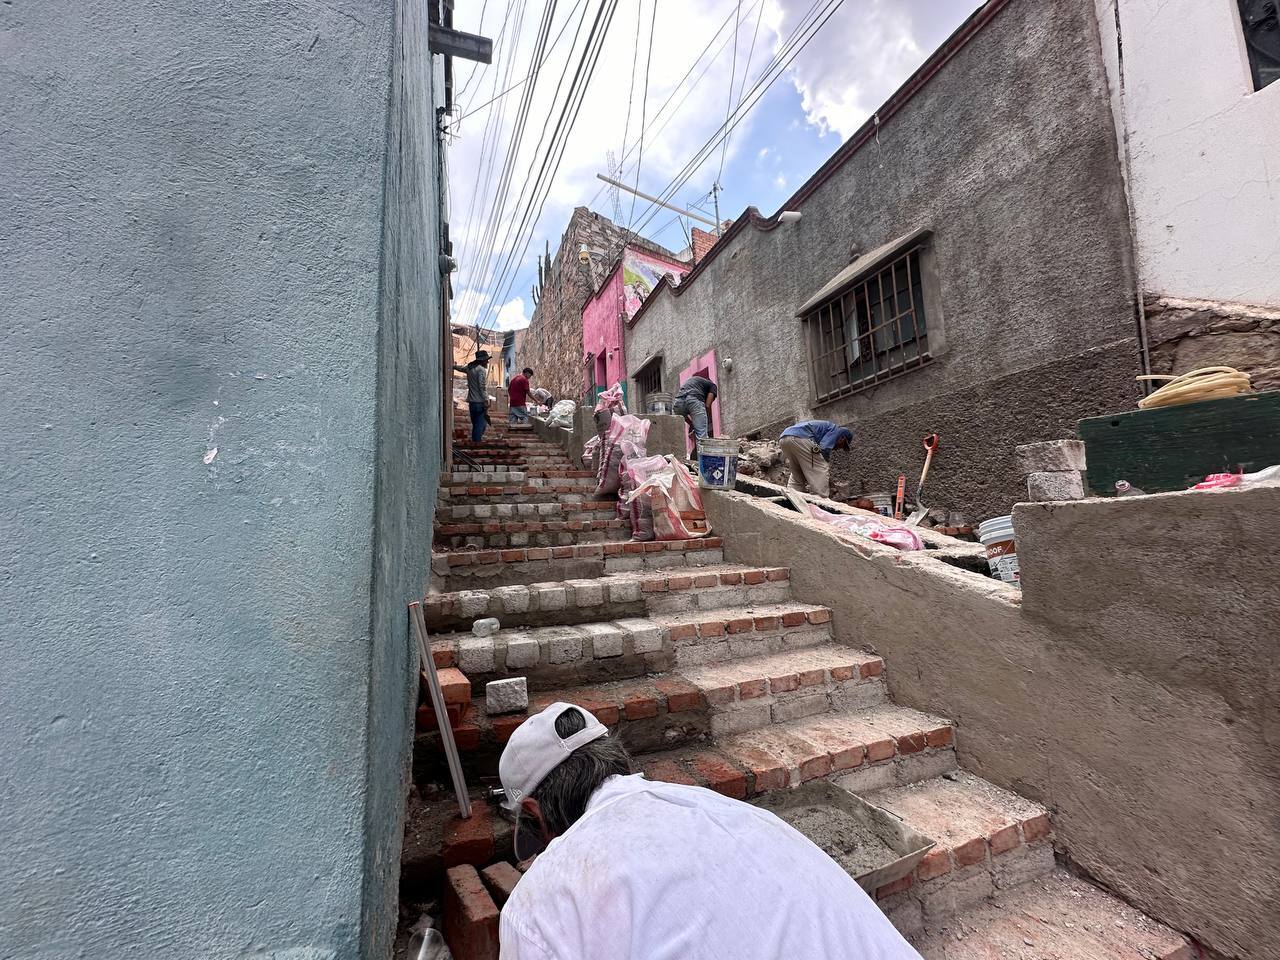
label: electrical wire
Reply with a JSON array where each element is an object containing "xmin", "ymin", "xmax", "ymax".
[
  {"xmin": 626, "ymin": 0, "xmax": 659, "ymax": 229},
  {"xmin": 717, "ymin": 0, "xmax": 742, "ymax": 181}
]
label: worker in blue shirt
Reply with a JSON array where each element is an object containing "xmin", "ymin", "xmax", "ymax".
[{"xmin": 779, "ymin": 420, "xmax": 853, "ymax": 499}]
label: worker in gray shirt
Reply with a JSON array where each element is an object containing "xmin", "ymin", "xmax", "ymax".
[
  {"xmin": 673, "ymin": 375, "xmax": 717, "ymax": 444},
  {"xmin": 453, "ymin": 350, "xmax": 491, "ymax": 442}
]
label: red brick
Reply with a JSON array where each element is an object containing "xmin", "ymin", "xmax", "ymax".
[
  {"xmin": 705, "ymin": 538, "xmax": 723, "ymax": 549},
  {"xmin": 798, "ymin": 668, "xmax": 826, "ymax": 687},
  {"xmin": 580, "ymin": 545, "xmax": 608, "ymax": 559},
  {"xmin": 693, "ymin": 574, "xmax": 719, "ymax": 588},
  {"xmin": 500, "ymin": 549, "xmax": 525, "ymax": 562},
  {"xmin": 876, "ymin": 874, "xmax": 914, "ymax": 900},
  {"xmin": 781, "ymin": 611, "xmax": 807, "ymax": 627},
  {"xmin": 861, "ymin": 659, "xmax": 884, "ymax": 679},
  {"xmin": 718, "ymin": 571, "xmax": 743, "ymax": 585},
  {"xmin": 952, "ymin": 836, "xmax": 988, "ymax": 867},
  {"xmin": 525, "ymin": 548, "xmax": 551, "ymax": 560},
  {"xmin": 702, "ymin": 682, "xmax": 736, "ymax": 706},
  {"xmin": 738, "ymin": 678, "xmax": 767, "ymax": 699},
  {"xmin": 829, "ymin": 664, "xmax": 856, "ymax": 682},
  {"xmin": 432, "ymin": 641, "xmax": 456, "ymax": 668},
  {"xmin": 667, "ymin": 575, "xmax": 693, "ymax": 590},
  {"xmin": 491, "ymin": 714, "xmax": 525, "ymax": 743},
  {"xmin": 448, "ymin": 553, "xmax": 474, "ymax": 567},
  {"xmin": 925, "ymin": 725, "xmax": 953, "ymax": 748},
  {"xmin": 644, "ymin": 541, "xmax": 666, "ymax": 552},
  {"xmin": 481, "ymin": 523, "xmax": 501, "ymax": 534},
  {"xmin": 479, "ymin": 861, "xmax": 522, "ymax": 906},
  {"xmin": 897, "ymin": 731, "xmax": 927, "ymax": 755},
  {"xmin": 641, "ymin": 578, "xmax": 667, "ymax": 593},
  {"xmin": 916, "ymin": 847, "xmax": 953, "ymax": 882},
  {"xmin": 437, "ymin": 667, "xmax": 472, "ymax": 706},
  {"xmin": 989, "ymin": 823, "xmax": 1021, "ymax": 856},
  {"xmin": 807, "ymin": 608, "xmax": 832, "ymax": 624},
  {"xmin": 442, "ymin": 806, "xmax": 494, "ymax": 868},
  {"xmin": 866, "ymin": 737, "xmax": 896, "ymax": 762},
  {"xmin": 654, "ymin": 676, "xmax": 703, "ymax": 713},
  {"xmin": 551, "ymin": 546, "xmax": 574, "ymax": 559},
  {"xmin": 743, "ymin": 570, "xmax": 767, "ymax": 585},
  {"xmin": 798, "ymin": 751, "xmax": 833, "ymax": 782},
  {"xmin": 623, "ymin": 695, "xmax": 659, "ymax": 720},
  {"xmin": 1021, "ymin": 813, "xmax": 1051, "ymax": 842},
  {"xmin": 453, "ymin": 720, "xmax": 482, "ymax": 751},
  {"xmin": 724, "ymin": 744, "xmax": 788, "ymax": 794},
  {"xmin": 642, "ymin": 758, "xmax": 699, "ymax": 786},
  {"xmin": 584, "ymin": 701, "xmax": 621, "ymax": 726},
  {"xmin": 769, "ymin": 673, "xmax": 800, "ymax": 694},
  {"xmin": 667, "ymin": 623, "xmax": 697, "ymax": 642},
  {"xmin": 474, "ymin": 550, "xmax": 500, "ymax": 564},
  {"xmin": 603, "ymin": 543, "xmax": 624, "ymax": 555},
  {"xmin": 829, "ymin": 742, "xmax": 865, "ymax": 772},
  {"xmin": 753, "ymin": 615, "xmax": 781, "ymax": 631},
  {"xmin": 688, "ymin": 752, "xmax": 748, "ymax": 800},
  {"xmin": 698, "ymin": 620, "xmax": 725, "ymax": 638},
  {"xmin": 766, "ymin": 568, "xmax": 789, "ymax": 581},
  {"xmin": 443, "ymin": 864, "xmax": 499, "ymax": 960},
  {"xmin": 726, "ymin": 617, "xmax": 755, "ymax": 634},
  {"xmin": 623, "ymin": 542, "xmax": 646, "ymax": 554}
]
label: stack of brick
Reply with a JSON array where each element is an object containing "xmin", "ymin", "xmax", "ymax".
[{"xmin": 1013, "ymin": 439, "xmax": 1086, "ymax": 502}]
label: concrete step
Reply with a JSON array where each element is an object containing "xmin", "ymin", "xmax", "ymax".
[
  {"xmin": 861, "ymin": 771, "xmax": 1055, "ymax": 933},
  {"xmin": 447, "ymin": 470, "xmax": 526, "ymax": 484},
  {"xmin": 908, "ymin": 868, "xmax": 1194, "ymax": 959},
  {"xmin": 423, "ymin": 564, "xmax": 794, "ymax": 632},
  {"xmin": 433, "ymin": 517, "xmax": 630, "ymax": 550},
  {"xmin": 437, "ymin": 483, "xmax": 601, "ymax": 506},
  {"xmin": 440, "ymin": 477, "xmax": 596, "ymax": 496},
  {"xmin": 429, "ymin": 537, "xmax": 725, "ymax": 591},
  {"xmin": 428, "ymin": 600, "xmax": 834, "ymax": 691},
  {"xmin": 441, "ymin": 499, "xmax": 621, "ymax": 522},
  {"xmin": 636, "ymin": 705, "xmax": 956, "ymax": 800}
]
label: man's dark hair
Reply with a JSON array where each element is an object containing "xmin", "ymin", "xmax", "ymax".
[
  {"xmin": 529, "ymin": 707, "xmax": 632, "ymax": 836},
  {"xmin": 523, "ymin": 367, "xmax": 534, "ymax": 376}
]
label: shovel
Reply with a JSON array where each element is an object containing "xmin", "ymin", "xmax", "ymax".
[{"xmin": 906, "ymin": 434, "xmax": 940, "ymax": 526}]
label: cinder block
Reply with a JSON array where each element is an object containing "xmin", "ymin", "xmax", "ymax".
[
  {"xmin": 1026, "ymin": 470, "xmax": 1084, "ymax": 501},
  {"xmin": 580, "ymin": 622, "xmax": 625, "ymax": 658},
  {"xmin": 486, "ymin": 677, "xmax": 528, "ymax": 715},
  {"xmin": 530, "ymin": 582, "xmax": 567, "ymax": 610},
  {"xmin": 504, "ymin": 634, "xmax": 540, "ymax": 669},
  {"xmin": 544, "ymin": 628, "xmax": 584, "ymax": 665},
  {"xmin": 457, "ymin": 591, "xmax": 491, "ymax": 619},
  {"xmin": 457, "ymin": 636, "xmax": 496, "ymax": 674},
  {"xmin": 1014, "ymin": 439, "xmax": 1086, "ymax": 475},
  {"xmin": 493, "ymin": 584, "xmax": 530, "ymax": 615},
  {"xmin": 606, "ymin": 579, "xmax": 643, "ymax": 603},
  {"xmin": 617, "ymin": 618, "xmax": 662, "ymax": 654},
  {"xmin": 566, "ymin": 579, "xmax": 604, "ymax": 607}
]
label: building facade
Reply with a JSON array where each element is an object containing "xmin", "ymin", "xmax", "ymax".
[
  {"xmin": 626, "ymin": 0, "xmax": 1146, "ymax": 521},
  {"xmin": 2, "ymin": 1, "xmax": 462, "ymax": 957}
]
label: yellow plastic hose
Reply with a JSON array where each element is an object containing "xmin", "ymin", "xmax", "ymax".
[{"xmin": 1136, "ymin": 366, "xmax": 1252, "ymax": 410}]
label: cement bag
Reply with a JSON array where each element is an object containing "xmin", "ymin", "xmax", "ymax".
[
  {"xmin": 594, "ymin": 381, "xmax": 628, "ymax": 415},
  {"xmin": 626, "ymin": 458, "xmax": 710, "ymax": 540},
  {"xmin": 594, "ymin": 443, "xmax": 625, "ymax": 499},
  {"xmin": 547, "ymin": 399, "xmax": 576, "ymax": 428},
  {"xmin": 622, "ymin": 455, "xmax": 668, "ymax": 542},
  {"xmin": 806, "ymin": 503, "xmax": 923, "ymax": 551}
]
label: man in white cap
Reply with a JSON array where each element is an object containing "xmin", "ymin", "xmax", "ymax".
[{"xmin": 498, "ymin": 702, "xmax": 923, "ymax": 960}]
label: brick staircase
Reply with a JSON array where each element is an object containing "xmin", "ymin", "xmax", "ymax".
[{"xmin": 403, "ymin": 424, "xmax": 1193, "ymax": 960}]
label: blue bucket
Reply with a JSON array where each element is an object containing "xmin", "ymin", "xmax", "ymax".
[{"xmin": 696, "ymin": 437, "xmax": 738, "ymax": 490}]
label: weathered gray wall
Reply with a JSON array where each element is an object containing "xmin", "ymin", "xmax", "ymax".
[
  {"xmin": 626, "ymin": 0, "xmax": 1143, "ymax": 521},
  {"xmin": 0, "ymin": 2, "xmax": 443, "ymax": 958},
  {"xmin": 707, "ymin": 484, "xmax": 1280, "ymax": 960}
]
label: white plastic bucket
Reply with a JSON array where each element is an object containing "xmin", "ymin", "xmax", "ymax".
[
  {"xmin": 646, "ymin": 392, "xmax": 673, "ymax": 415},
  {"xmin": 868, "ymin": 493, "xmax": 895, "ymax": 517},
  {"xmin": 696, "ymin": 437, "xmax": 739, "ymax": 490},
  {"xmin": 978, "ymin": 515, "xmax": 1020, "ymax": 584}
]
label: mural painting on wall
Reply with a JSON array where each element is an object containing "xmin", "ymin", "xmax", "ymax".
[{"xmin": 622, "ymin": 253, "xmax": 685, "ymax": 317}]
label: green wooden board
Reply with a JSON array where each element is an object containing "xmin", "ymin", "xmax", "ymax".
[{"xmin": 1078, "ymin": 391, "xmax": 1280, "ymax": 496}]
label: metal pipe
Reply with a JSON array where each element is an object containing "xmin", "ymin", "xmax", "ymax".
[{"xmin": 594, "ymin": 174, "xmax": 718, "ymax": 227}]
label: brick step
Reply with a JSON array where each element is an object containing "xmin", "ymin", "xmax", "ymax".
[
  {"xmin": 441, "ymin": 499, "xmax": 621, "ymax": 522},
  {"xmin": 441, "ymin": 477, "xmax": 597, "ymax": 495},
  {"xmin": 455, "ymin": 440, "xmax": 563, "ymax": 452},
  {"xmin": 862, "ymin": 771, "xmax": 1054, "ymax": 930},
  {"xmin": 453, "ymin": 453, "xmax": 571, "ymax": 465},
  {"xmin": 440, "ymin": 488, "xmax": 600, "ymax": 506},
  {"xmin": 430, "ymin": 537, "xmax": 725, "ymax": 591},
  {"xmin": 429, "ymin": 601, "xmax": 834, "ymax": 691},
  {"xmin": 447, "ymin": 470, "xmax": 526, "ymax": 484},
  {"xmin": 522, "ymin": 468, "xmax": 595, "ymax": 479},
  {"xmin": 433, "ymin": 518, "xmax": 629, "ymax": 551},
  {"xmin": 422, "ymin": 563, "xmax": 792, "ymax": 632},
  {"xmin": 636, "ymin": 705, "xmax": 956, "ymax": 801},
  {"xmin": 909, "ymin": 868, "xmax": 1193, "ymax": 959}
]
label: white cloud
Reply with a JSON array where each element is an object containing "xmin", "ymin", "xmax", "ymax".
[
  {"xmin": 773, "ymin": 173, "xmax": 787, "ymax": 190},
  {"xmin": 493, "ymin": 297, "xmax": 531, "ymax": 331}
]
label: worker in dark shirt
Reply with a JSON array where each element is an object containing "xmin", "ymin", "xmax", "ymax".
[
  {"xmin": 673, "ymin": 375, "xmax": 717, "ymax": 443},
  {"xmin": 779, "ymin": 420, "xmax": 853, "ymax": 499},
  {"xmin": 509, "ymin": 366, "xmax": 533, "ymax": 424}
]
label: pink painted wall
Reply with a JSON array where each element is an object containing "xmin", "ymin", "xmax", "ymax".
[
  {"xmin": 680, "ymin": 348, "xmax": 722, "ymax": 453},
  {"xmin": 583, "ymin": 247, "xmax": 687, "ymax": 397}
]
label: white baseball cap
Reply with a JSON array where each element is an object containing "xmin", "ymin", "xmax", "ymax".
[{"xmin": 498, "ymin": 702, "xmax": 609, "ymax": 812}]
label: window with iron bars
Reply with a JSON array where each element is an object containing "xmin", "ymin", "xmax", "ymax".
[
  {"xmin": 634, "ymin": 360, "xmax": 662, "ymax": 404},
  {"xmin": 803, "ymin": 245, "xmax": 932, "ymax": 404}
]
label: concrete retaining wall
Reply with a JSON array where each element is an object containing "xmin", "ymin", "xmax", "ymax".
[{"xmin": 705, "ymin": 483, "xmax": 1280, "ymax": 960}]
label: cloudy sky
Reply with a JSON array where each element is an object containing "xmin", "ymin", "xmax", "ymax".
[{"xmin": 449, "ymin": 0, "xmax": 985, "ymax": 333}]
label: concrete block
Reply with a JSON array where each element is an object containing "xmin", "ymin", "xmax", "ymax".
[
  {"xmin": 536, "ymin": 502, "xmax": 556, "ymax": 515},
  {"xmin": 566, "ymin": 579, "xmax": 604, "ymax": 607},
  {"xmin": 504, "ymin": 634, "xmax": 540, "ymax": 669},
  {"xmin": 1014, "ymin": 439, "xmax": 1086, "ymax": 475},
  {"xmin": 474, "ymin": 505, "xmax": 493, "ymax": 518},
  {"xmin": 494, "ymin": 504, "xmax": 514, "ymax": 518},
  {"xmin": 605, "ymin": 579, "xmax": 642, "ymax": 603},
  {"xmin": 677, "ymin": 640, "xmax": 732, "ymax": 665},
  {"xmin": 709, "ymin": 700, "xmax": 772, "ymax": 735},
  {"xmin": 617, "ymin": 618, "xmax": 662, "ymax": 654},
  {"xmin": 545, "ymin": 628, "xmax": 584, "ymax": 665},
  {"xmin": 1026, "ymin": 470, "xmax": 1084, "ymax": 502},
  {"xmin": 604, "ymin": 556, "xmax": 644, "ymax": 572},
  {"xmin": 530, "ymin": 582, "xmax": 567, "ymax": 611},
  {"xmin": 493, "ymin": 585, "xmax": 530, "ymax": 615},
  {"xmin": 457, "ymin": 636, "xmax": 496, "ymax": 674},
  {"xmin": 580, "ymin": 622, "xmax": 625, "ymax": 658},
  {"xmin": 457, "ymin": 591, "xmax": 491, "ymax": 619},
  {"xmin": 486, "ymin": 677, "xmax": 528, "ymax": 715},
  {"xmin": 770, "ymin": 692, "xmax": 831, "ymax": 723},
  {"xmin": 990, "ymin": 838, "xmax": 1055, "ymax": 889}
]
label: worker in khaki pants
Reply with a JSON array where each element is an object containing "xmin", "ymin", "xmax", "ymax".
[{"xmin": 779, "ymin": 420, "xmax": 853, "ymax": 499}]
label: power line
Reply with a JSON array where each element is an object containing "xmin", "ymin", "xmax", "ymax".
[
  {"xmin": 720, "ymin": 0, "xmax": 766, "ymax": 180},
  {"xmin": 717, "ymin": 0, "xmax": 742, "ymax": 181},
  {"xmin": 626, "ymin": 0, "xmax": 659, "ymax": 229}
]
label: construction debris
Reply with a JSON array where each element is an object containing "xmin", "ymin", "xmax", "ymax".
[{"xmin": 735, "ymin": 438, "xmax": 790, "ymax": 484}]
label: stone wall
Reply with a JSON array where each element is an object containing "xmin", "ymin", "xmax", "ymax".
[
  {"xmin": 0, "ymin": 2, "xmax": 444, "ymax": 957},
  {"xmin": 706, "ymin": 483, "xmax": 1280, "ymax": 960},
  {"xmin": 625, "ymin": 0, "xmax": 1144, "ymax": 522},
  {"xmin": 1144, "ymin": 295, "xmax": 1280, "ymax": 391}
]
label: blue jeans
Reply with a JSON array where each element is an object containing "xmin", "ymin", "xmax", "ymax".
[
  {"xmin": 468, "ymin": 401, "xmax": 487, "ymax": 442},
  {"xmin": 673, "ymin": 397, "xmax": 709, "ymax": 440},
  {"xmin": 508, "ymin": 405, "xmax": 529, "ymax": 424}
]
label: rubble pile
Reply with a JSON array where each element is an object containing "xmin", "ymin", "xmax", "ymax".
[{"xmin": 735, "ymin": 438, "xmax": 790, "ymax": 485}]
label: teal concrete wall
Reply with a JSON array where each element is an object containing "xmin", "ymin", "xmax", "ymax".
[{"xmin": 0, "ymin": 1, "xmax": 443, "ymax": 957}]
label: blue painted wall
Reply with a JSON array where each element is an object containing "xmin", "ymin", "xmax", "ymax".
[{"xmin": 0, "ymin": 1, "xmax": 443, "ymax": 957}]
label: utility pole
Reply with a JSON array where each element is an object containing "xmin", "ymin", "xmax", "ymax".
[
  {"xmin": 711, "ymin": 181, "xmax": 722, "ymax": 238},
  {"xmin": 595, "ymin": 174, "xmax": 719, "ymax": 228}
]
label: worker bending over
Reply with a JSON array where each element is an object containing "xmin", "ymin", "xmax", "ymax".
[
  {"xmin": 779, "ymin": 419, "xmax": 853, "ymax": 499},
  {"xmin": 498, "ymin": 702, "xmax": 922, "ymax": 960},
  {"xmin": 672, "ymin": 374, "xmax": 717, "ymax": 443},
  {"xmin": 508, "ymin": 366, "xmax": 534, "ymax": 424}
]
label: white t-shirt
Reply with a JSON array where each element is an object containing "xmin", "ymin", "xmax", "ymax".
[{"xmin": 499, "ymin": 773, "xmax": 922, "ymax": 960}]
